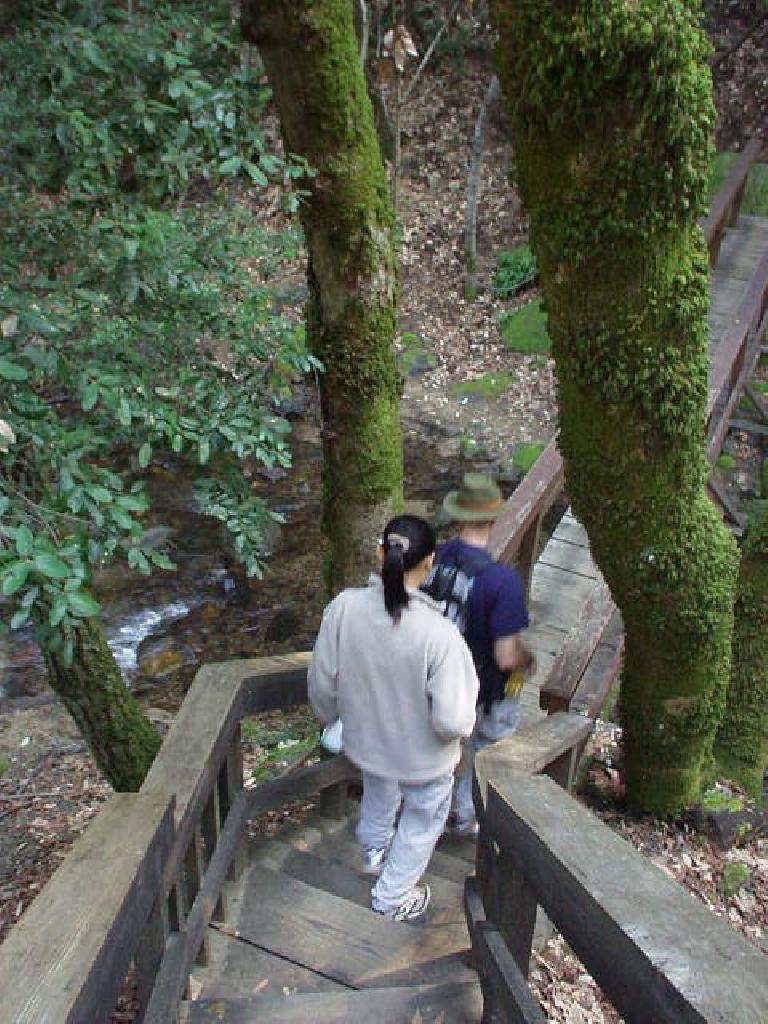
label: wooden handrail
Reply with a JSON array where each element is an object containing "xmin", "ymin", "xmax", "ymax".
[
  {"xmin": 0, "ymin": 654, "xmax": 357, "ymax": 1024},
  {"xmin": 0, "ymin": 794, "xmax": 175, "ymax": 1024},
  {"xmin": 706, "ymin": 250, "xmax": 768, "ymax": 460},
  {"xmin": 702, "ymin": 137, "xmax": 764, "ymax": 263},
  {"xmin": 475, "ymin": 772, "xmax": 768, "ymax": 1023}
]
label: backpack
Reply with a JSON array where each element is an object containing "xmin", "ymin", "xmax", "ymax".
[{"xmin": 421, "ymin": 546, "xmax": 494, "ymax": 636}]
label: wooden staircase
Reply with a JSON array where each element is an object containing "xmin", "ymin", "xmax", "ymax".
[{"xmin": 182, "ymin": 803, "xmax": 483, "ymax": 1023}]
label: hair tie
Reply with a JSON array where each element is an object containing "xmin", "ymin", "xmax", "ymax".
[{"xmin": 386, "ymin": 532, "xmax": 410, "ymax": 553}]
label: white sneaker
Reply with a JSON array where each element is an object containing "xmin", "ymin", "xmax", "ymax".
[
  {"xmin": 362, "ymin": 846, "xmax": 388, "ymax": 876},
  {"xmin": 372, "ymin": 885, "xmax": 431, "ymax": 922},
  {"xmin": 447, "ymin": 817, "xmax": 479, "ymax": 838}
]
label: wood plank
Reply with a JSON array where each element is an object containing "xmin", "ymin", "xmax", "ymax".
[
  {"xmin": 702, "ymin": 138, "xmax": 763, "ymax": 255},
  {"xmin": 473, "ymin": 713, "xmax": 592, "ymax": 787},
  {"xmin": 0, "ymin": 793, "xmax": 174, "ymax": 1024},
  {"xmin": 728, "ymin": 417, "xmax": 768, "ymax": 438},
  {"xmin": 537, "ymin": 536, "xmax": 600, "ymax": 578},
  {"xmin": 569, "ymin": 639, "xmax": 624, "ymax": 719},
  {"xmin": 229, "ymin": 866, "xmax": 471, "ymax": 988},
  {"xmin": 464, "ymin": 877, "xmax": 547, "ymax": 1024},
  {"xmin": 280, "ymin": 813, "xmax": 475, "ymax": 887},
  {"xmin": 144, "ymin": 790, "xmax": 251, "ymax": 1024},
  {"xmin": 248, "ymin": 839, "xmax": 467, "ymax": 927},
  {"xmin": 140, "ymin": 660, "xmax": 247, "ymax": 885},
  {"xmin": 539, "ymin": 579, "xmax": 616, "ymax": 711},
  {"xmin": 548, "ymin": 513, "xmax": 589, "ymax": 548},
  {"xmin": 530, "ymin": 562, "xmax": 600, "ymax": 617},
  {"xmin": 190, "ymin": 926, "xmax": 346, "ymax": 1001},
  {"xmin": 241, "ymin": 651, "xmax": 312, "ymax": 715},
  {"xmin": 486, "ymin": 774, "xmax": 768, "ymax": 1024},
  {"xmin": 185, "ymin": 982, "xmax": 483, "ymax": 1024}
]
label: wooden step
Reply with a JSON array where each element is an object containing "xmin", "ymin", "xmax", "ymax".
[
  {"xmin": 195, "ymin": 866, "xmax": 474, "ymax": 1002},
  {"xmin": 272, "ymin": 809, "xmax": 476, "ymax": 885},
  {"xmin": 183, "ymin": 980, "xmax": 482, "ymax": 1023},
  {"xmin": 249, "ymin": 838, "xmax": 468, "ymax": 927}
]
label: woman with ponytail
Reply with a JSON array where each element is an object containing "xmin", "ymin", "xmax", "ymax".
[{"xmin": 309, "ymin": 515, "xmax": 478, "ymax": 923}]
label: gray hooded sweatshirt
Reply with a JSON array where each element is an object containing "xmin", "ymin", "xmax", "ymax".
[{"xmin": 308, "ymin": 576, "xmax": 479, "ymax": 783}]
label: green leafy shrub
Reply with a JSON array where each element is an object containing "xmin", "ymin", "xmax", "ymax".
[
  {"xmin": 500, "ymin": 300, "xmax": 551, "ymax": 354},
  {"xmin": 716, "ymin": 453, "xmax": 737, "ymax": 471},
  {"xmin": 0, "ymin": 0, "xmax": 308, "ymax": 201},
  {"xmin": 494, "ymin": 246, "xmax": 538, "ymax": 299},
  {"xmin": 0, "ymin": 2, "xmax": 319, "ymax": 666}
]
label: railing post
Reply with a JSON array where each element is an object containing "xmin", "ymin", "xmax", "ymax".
[
  {"xmin": 517, "ymin": 512, "xmax": 543, "ymax": 599},
  {"xmin": 201, "ymin": 787, "xmax": 225, "ymax": 919},
  {"xmin": 219, "ymin": 722, "xmax": 247, "ymax": 882},
  {"xmin": 135, "ymin": 893, "xmax": 170, "ymax": 1022},
  {"xmin": 319, "ymin": 779, "xmax": 349, "ymax": 819},
  {"xmin": 494, "ymin": 848, "xmax": 537, "ymax": 978}
]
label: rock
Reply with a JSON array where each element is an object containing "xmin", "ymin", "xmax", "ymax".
[
  {"xmin": 137, "ymin": 640, "xmax": 195, "ymax": 681},
  {"xmin": 705, "ymin": 804, "xmax": 768, "ymax": 850}
]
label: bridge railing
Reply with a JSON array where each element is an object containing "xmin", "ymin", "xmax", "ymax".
[
  {"xmin": 0, "ymin": 654, "xmax": 358, "ymax": 1024},
  {"xmin": 468, "ymin": 751, "xmax": 768, "ymax": 1024}
]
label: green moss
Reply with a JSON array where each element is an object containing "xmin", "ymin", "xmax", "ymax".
[
  {"xmin": 452, "ymin": 372, "xmax": 514, "ymax": 400},
  {"xmin": 0, "ymin": 754, "xmax": 8, "ymax": 778},
  {"xmin": 500, "ymin": 300, "xmax": 551, "ymax": 354},
  {"xmin": 701, "ymin": 787, "xmax": 743, "ymax": 813},
  {"xmin": 513, "ymin": 441, "xmax": 546, "ymax": 474},
  {"xmin": 492, "ymin": 0, "xmax": 739, "ymax": 815},
  {"xmin": 396, "ymin": 336, "xmax": 437, "ymax": 376},
  {"xmin": 722, "ymin": 861, "xmax": 751, "ymax": 897},
  {"xmin": 714, "ymin": 509, "xmax": 768, "ymax": 796},
  {"xmin": 708, "ymin": 153, "xmax": 768, "ymax": 216},
  {"xmin": 716, "ymin": 453, "xmax": 736, "ymax": 471},
  {"xmin": 761, "ymin": 460, "xmax": 768, "ymax": 499}
]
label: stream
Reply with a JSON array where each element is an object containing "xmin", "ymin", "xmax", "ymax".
[{"xmin": 0, "ymin": 411, "xmax": 464, "ymax": 712}]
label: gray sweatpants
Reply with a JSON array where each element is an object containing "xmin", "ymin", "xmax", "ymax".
[
  {"xmin": 453, "ymin": 697, "xmax": 522, "ymax": 827},
  {"xmin": 357, "ymin": 769, "xmax": 453, "ymax": 912}
]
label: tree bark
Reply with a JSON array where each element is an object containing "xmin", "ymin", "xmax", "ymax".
[
  {"xmin": 491, "ymin": 0, "xmax": 739, "ymax": 814},
  {"xmin": 714, "ymin": 513, "xmax": 768, "ymax": 797},
  {"xmin": 243, "ymin": 0, "xmax": 403, "ymax": 592},
  {"xmin": 46, "ymin": 618, "xmax": 161, "ymax": 791}
]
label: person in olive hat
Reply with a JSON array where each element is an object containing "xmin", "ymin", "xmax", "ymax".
[{"xmin": 422, "ymin": 473, "xmax": 534, "ymax": 835}]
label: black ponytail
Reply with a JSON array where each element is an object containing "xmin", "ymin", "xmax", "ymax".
[{"xmin": 381, "ymin": 515, "xmax": 436, "ymax": 623}]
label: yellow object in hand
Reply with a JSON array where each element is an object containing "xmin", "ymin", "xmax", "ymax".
[{"xmin": 505, "ymin": 670, "xmax": 525, "ymax": 699}]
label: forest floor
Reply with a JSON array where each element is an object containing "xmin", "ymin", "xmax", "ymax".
[{"xmin": 1, "ymin": 8, "xmax": 767, "ymax": 1022}]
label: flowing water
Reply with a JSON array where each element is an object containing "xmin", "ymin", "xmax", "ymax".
[{"xmin": 0, "ymin": 415, "xmax": 461, "ymax": 711}]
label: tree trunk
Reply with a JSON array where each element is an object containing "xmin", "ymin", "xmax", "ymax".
[
  {"xmin": 714, "ymin": 513, "xmax": 768, "ymax": 797},
  {"xmin": 46, "ymin": 618, "xmax": 161, "ymax": 791},
  {"xmin": 243, "ymin": 0, "xmax": 403, "ymax": 592},
  {"xmin": 491, "ymin": 0, "xmax": 739, "ymax": 814},
  {"xmin": 464, "ymin": 74, "xmax": 499, "ymax": 301}
]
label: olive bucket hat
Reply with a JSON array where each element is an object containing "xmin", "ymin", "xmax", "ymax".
[{"xmin": 441, "ymin": 472, "xmax": 505, "ymax": 523}]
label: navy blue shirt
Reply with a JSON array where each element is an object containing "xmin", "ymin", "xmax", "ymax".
[{"xmin": 436, "ymin": 538, "xmax": 529, "ymax": 705}]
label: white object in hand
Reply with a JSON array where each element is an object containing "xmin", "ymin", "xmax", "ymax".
[{"xmin": 320, "ymin": 718, "xmax": 343, "ymax": 754}]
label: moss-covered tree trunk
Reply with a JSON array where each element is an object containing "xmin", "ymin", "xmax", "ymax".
[
  {"xmin": 46, "ymin": 618, "xmax": 161, "ymax": 791},
  {"xmin": 243, "ymin": 0, "xmax": 403, "ymax": 592},
  {"xmin": 714, "ymin": 513, "xmax": 768, "ymax": 797},
  {"xmin": 491, "ymin": 0, "xmax": 739, "ymax": 813}
]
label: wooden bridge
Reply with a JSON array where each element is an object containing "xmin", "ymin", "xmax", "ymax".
[{"xmin": 1, "ymin": 144, "xmax": 767, "ymax": 1023}]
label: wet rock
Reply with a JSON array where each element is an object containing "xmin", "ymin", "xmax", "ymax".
[{"xmin": 137, "ymin": 639, "xmax": 196, "ymax": 681}]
